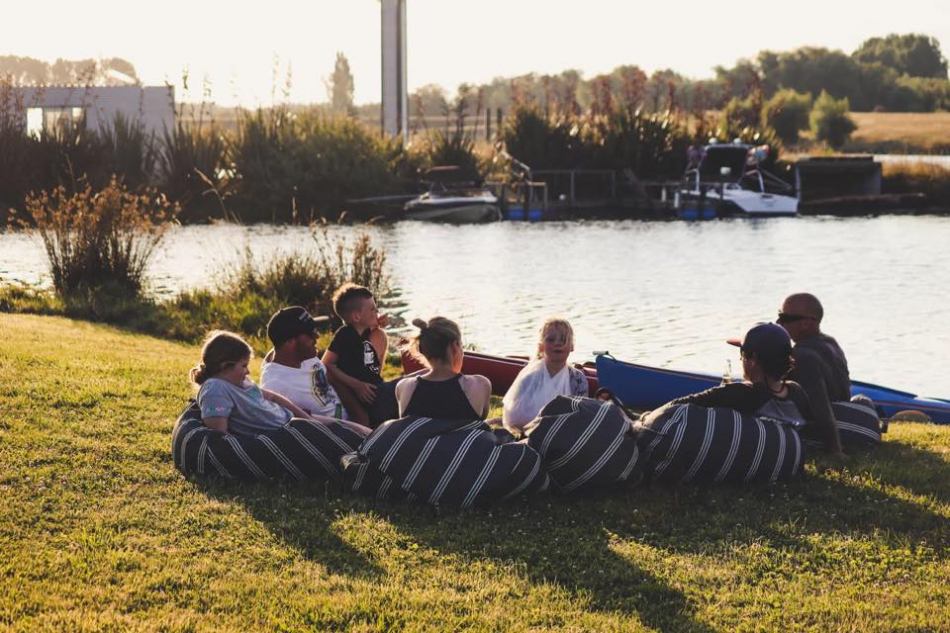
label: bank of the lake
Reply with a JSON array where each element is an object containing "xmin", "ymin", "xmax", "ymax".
[
  {"xmin": 4, "ymin": 214, "xmax": 949, "ymax": 398},
  {"xmin": 1, "ymin": 312, "xmax": 949, "ymax": 631}
]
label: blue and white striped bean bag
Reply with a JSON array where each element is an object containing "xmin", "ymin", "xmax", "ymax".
[
  {"xmin": 524, "ymin": 396, "xmax": 642, "ymax": 492},
  {"xmin": 172, "ymin": 401, "xmax": 364, "ymax": 481},
  {"xmin": 341, "ymin": 416, "xmax": 549, "ymax": 507},
  {"xmin": 832, "ymin": 400, "xmax": 883, "ymax": 448},
  {"xmin": 635, "ymin": 404, "xmax": 803, "ymax": 484}
]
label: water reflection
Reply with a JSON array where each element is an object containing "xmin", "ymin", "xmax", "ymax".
[{"xmin": 2, "ymin": 216, "xmax": 949, "ymax": 397}]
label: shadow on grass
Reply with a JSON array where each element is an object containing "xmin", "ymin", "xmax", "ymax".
[
  {"xmin": 194, "ymin": 478, "xmax": 384, "ymax": 581},
  {"xmin": 183, "ymin": 437, "xmax": 949, "ymax": 630}
]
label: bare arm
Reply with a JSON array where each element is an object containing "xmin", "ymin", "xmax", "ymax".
[
  {"xmin": 369, "ymin": 327, "xmax": 388, "ymax": 367},
  {"xmin": 462, "ymin": 375, "xmax": 492, "ymax": 419},
  {"xmin": 202, "ymin": 416, "xmax": 229, "ymax": 434},
  {"xmin": 795, "ymin": 353, "xmax": 845, "ymax": 455},
  {"xmin": 322, "ymin": 349, "xmax": 378, "ymax": 403},
  {"xmin": 395, "ymin": 377, "xmax": 419, "ymax": 417},
  {"xmin": 262, "ymin": 388, "xmax": 309, "ymax": 419}
]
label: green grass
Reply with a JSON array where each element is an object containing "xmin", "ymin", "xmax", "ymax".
[{"xmin": 2, "ymin": 312, "xmax": 950, "ymax": 632}]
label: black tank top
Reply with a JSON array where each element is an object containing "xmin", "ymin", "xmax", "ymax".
[{"xmin": 403, "ymin": 375, "xmax": 483, "ymax": 420}]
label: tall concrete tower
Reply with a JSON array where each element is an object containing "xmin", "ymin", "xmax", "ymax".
[{"xmin": 381, "ymin": 0, "xmax": 408, "ymax": 143}]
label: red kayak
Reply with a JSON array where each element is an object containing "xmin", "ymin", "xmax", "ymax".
[{"xmin": 401, "ymin": 349, "xmax": 600, "ymax": 397}]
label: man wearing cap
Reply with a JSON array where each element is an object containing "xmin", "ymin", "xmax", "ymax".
[
  {"xmin": 260, "ymin": 306, "xmax": 348, "ymax": 421},
  {"xmin": 777, "ymin": 293, "xmax": 848, "ymax": 457},
  {"xmin": 669, "ymin": 323, "xmax": 813, "ymax": 428}
]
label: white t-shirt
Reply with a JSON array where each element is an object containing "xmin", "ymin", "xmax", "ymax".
[{"xmin": 260, "ymin": 356, "xmax": 346, "ymax": 419}]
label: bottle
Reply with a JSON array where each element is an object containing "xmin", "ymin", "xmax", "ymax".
[{"xmin": 721, "ymin": 360, "xmax": 733, "ymax": 385}]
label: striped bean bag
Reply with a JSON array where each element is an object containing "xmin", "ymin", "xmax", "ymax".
[
  {"xmin": 341, "ymin": 416, "xmax": 550, "ymax": 507},
  {"xmin": 635, "ymin": 404, "xmax": 803, "ymax": 484},
  {"xmin": 832, "ymin": 400, "xmax": 883, "ymax": 448},
  {"xmin": 524, "ymin": 396, "xmax": 642, "ymax": 492},
  {"xmin": 172, "ymin": 401, "xmax": 364, "ymax": 481}
]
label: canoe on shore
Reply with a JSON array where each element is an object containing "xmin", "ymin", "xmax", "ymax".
[
  {"xmin": 401, "ymin": 350, "xmax": 600, "ymax": 397},
  {"xmin": 595, "ymin": 354, "xmax": 950, "ymax": 424}
]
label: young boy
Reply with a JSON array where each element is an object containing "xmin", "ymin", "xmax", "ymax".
[{"xmin": 322, "ymin": 283, "xmax": 394, "ymax": 426}]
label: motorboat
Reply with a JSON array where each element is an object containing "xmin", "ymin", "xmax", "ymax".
[
  {"xmin": 404, "ymin": 166, "xmax": 502, "ymax": 223},
  {"xmin": 679, "ymin": 141, "xmax": 799, "ymax": 218}
]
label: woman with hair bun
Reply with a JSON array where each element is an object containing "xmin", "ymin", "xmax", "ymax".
[{"xmin": 395, "ymin": 317, "xmax": 492, "ymax": 420}]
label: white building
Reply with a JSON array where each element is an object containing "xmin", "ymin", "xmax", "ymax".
[{"xmin": 5, "ymin": 85, "xmax": 175, "ymax": 139}]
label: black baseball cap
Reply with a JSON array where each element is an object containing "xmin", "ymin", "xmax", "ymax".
[
  {"xmin": 726, "ymin": 322, "xmax": 792, "ymax": 359},
  {"xmin": 266, "ymin": 306, "xmax": 328, "ymax": 348}
]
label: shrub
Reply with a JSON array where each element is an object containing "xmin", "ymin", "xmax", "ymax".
[
  {"xmin": 423, "ymin": 128, "xmax": 484, "ymax": 183},
  {"xmin": 501, "ymin": 104, "xmax": 588, "ymax": 169},
  {"xmin": 158, "ymin": 119, "xmax": 229, "ymax": 222},
  {"xmin": 762, "ymin": 89, "xmax": 813, "ymax": 144},
  {"xmin": 590, "ymin": 106, "xmax": 691, "ymax": 179},
  {"xmin": 229, "ymin": 108, "xmax": 421, "ymax": 222},
  {"xmin": 98, "ymin": 112, "xmax": 158, "ymax": 191},
  {"xmin": 23, "ymin": 177, "xmax": 178, "ymax": 298},
  {"xmin": 810, "ymin": 91, "xmax": 857, "ymax": 149}
]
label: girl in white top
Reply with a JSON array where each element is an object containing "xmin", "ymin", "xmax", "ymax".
[{"xmin": 502, "ymin": 318, "xmax": 589, "ymax": 433}]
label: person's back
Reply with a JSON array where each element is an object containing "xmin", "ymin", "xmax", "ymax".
[
  {"xmin": 403, "ymin": 374, "xmax": 485, "ymax": 420},
  {"xmin": 790, "ymin": 332, "xmax": 851, "ymax": 401},
  {"xmin": 396, "ymin": 317, "xmax": 491, "ymax": 421}
]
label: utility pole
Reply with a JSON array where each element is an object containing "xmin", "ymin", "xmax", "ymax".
[{"xmin": 381, "ymin": 0, "xmax": 408, "ymax": 144}]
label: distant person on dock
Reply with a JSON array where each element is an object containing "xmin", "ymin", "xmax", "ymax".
[
  {"xmin": 260, "ymin": 306, "xmax": 347, "ymax": 421},
  {"xmin": 322, "ymin": 283, "xmax": 396, "ymax": 427},
  {"xmin": 777, "ymin": 292, "xmax": 856, "ymax": 458},
  {"xmin": 502, "ymin": 318, "xmax": 590, "ymax": 433},
  {"xmin": 396, "ymin": 317, "xmax": 491, "ymax": 420}
]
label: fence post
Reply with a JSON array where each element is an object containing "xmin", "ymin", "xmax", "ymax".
[
  {"xmin": 570, "ymin": 171, "xmax": 576, "ymax": 205},
  {"xmin": 486, "ymin": 108, "xmax": 491, "ymax": 140}
]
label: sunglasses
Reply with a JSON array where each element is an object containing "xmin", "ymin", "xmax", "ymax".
[{"xmin": 776, "ymin": 312, "xmax": 814, "ymax": 324}]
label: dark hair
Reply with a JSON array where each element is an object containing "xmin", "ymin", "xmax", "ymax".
[
  {"xmin": 747, "ymin": 350, "xmax": 795, "ymax": 381},
  {"xmin": 332, "ymin": 283, "xmax": 374, "ymax": 319},
  {"xmin": 189, "ymin": 330, "xmax": 253, "ymax": 387},
  {"xmin": 404, "ymin": 317, "xmax": 462, "ymax": 367}
]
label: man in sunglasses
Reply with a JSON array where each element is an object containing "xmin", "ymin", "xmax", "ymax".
[{"xmin": 777, "ymin": 293, "xmax": 849, "ymax": 457}]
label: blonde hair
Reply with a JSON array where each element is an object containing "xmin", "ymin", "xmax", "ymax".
[
  {"xmin": 405, "ymin": 316, "xmax": 462, "ymax": 368},
  {"xmin": 536, "ymin": 317, "xmax": 574, "ymax": 359},
  {"xmin": 189, "ymin": 330, "xmax": 253, "ymax": 387}
]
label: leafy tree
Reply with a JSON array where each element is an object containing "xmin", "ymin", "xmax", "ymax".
[
  {"xmin": 326, "ymin": 52, "xmax": 355, "ymax": 115},
  {"xmin": 762, "ymin": 89, "xmax": 812, "ymax": 144},
  {"xmin": 853, "ymin": 34, "xmax": 948, "ymax": 79},
  {"xmin": 810, "ymin": 91, "xmax": 856, "ymax": 149}
]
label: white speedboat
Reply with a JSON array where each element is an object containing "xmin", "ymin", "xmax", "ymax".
[
  {"xmin": 404, "ymin": 166, "xmax": 501, "ymax": 223},
  {"xmin": 679, "ymin": 142, "xmax": 799, "ymax": 218}
]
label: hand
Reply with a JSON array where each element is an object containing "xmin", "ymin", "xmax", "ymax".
[
  {"xmin": 355, "ymin": 381, "xmax": 378, "ymax": 404},
  {"xmin": 377, "ymin": 313, "xmax": 390, "ymax": 328}
]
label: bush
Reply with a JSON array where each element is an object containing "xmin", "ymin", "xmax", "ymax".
[
  {"xmin": 423, "ymin": 128, "xmax": 484, "ymax": 183},
  {"xmin": 590, "ymin": 106, "xmax": 691, "ymax": 179},
  {"xmin": 229, "ymin": 108, "xmax": 421, "ymax": 222},
  {"xmin": 158, "ymin": 119, "xmax": 229, "ymax": 222},
  {"xmin": 23, "ymin": 177, "xmax": 178, "ymax": 298},
  {"xmin": 810, "ymin": 91, "xmax": 857, "ymax": 149},
  {"xmin": 501, "ymin": 104, "xmax": 589, "ymax": 169},
  {"xmin": 762, "ymin": 89, "xmax": 813, "ymax": 144}
]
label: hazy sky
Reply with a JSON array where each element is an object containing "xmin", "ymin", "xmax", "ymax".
[{"xmin": 5, "ymin": 0, "xmax": 949, "ymax": 105}]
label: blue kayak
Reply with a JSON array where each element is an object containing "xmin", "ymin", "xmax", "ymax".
[{"xmin": 595, "ymin": 354, "xmax": 950, "ymax": 424}]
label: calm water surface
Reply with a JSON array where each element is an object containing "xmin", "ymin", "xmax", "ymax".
[{"xmin": 2, "ymin": 216, "xmax": 948, "ymax": 397}]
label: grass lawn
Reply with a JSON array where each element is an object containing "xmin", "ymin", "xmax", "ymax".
[
  {"xmin": 2, "ymin": 312, "xmax": 949, "ymax": 632},
  {"xmin": 845, "ymin": 112, "xmax": 950, "ymax": 154}
]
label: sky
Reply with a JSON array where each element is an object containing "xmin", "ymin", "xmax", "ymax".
[{"xmin": 4, "ymin": 0, "xmax": 950, "ymax": 106}]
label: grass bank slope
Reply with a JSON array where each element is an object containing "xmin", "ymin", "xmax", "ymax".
[{"xmin": 2, "ymin": 313, "xmax": 950, "ymax": 632}]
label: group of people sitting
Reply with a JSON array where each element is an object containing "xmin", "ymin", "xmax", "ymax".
[{"xmin": 189, "ymin": 284, "xmax": 858, "ymax": 458}]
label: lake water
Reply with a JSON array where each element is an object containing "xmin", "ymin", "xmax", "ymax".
[{"xmin": 2, "ymin": 216, "xmax": 949, "ymax": 398}]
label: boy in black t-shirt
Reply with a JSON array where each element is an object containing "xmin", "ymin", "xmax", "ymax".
[{"xmin": 322, "ymin": 283, "xmax": 394, "ymax": 426}]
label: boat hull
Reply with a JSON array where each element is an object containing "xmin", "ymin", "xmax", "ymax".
[
  {"xmin": 595, "ymin": 354, "xmax": 950, "ymax": 423},
  {"xmin": 402, "ymin": 350, "xmax": 599, "ymax": 397}
]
